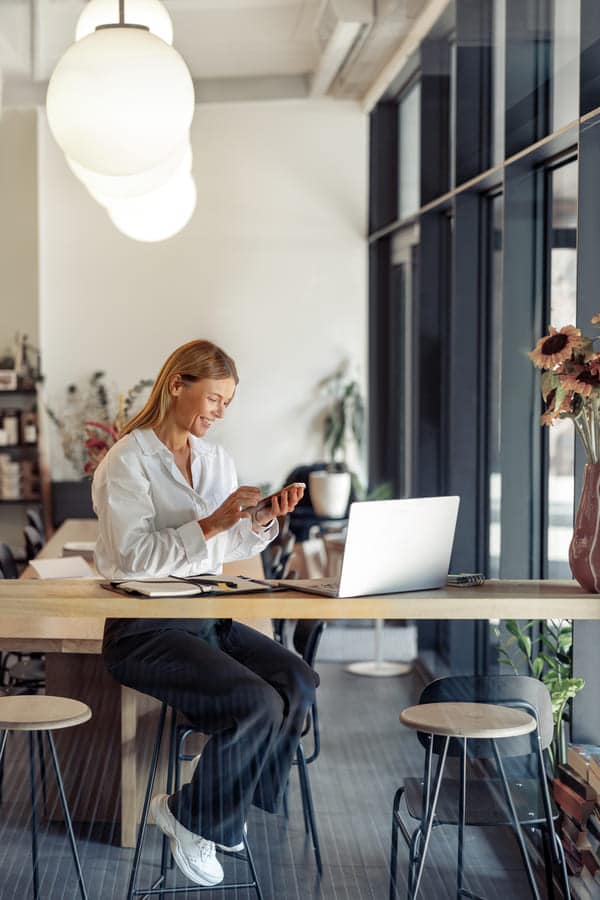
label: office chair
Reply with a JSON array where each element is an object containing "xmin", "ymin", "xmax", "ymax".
[
  {"xmin": 26, "ymin": 508, "xmax": 45, "ymax": 542},
  {"xmin": 24, "ymin": 525, "xmax": 44, "ymax": 562},
  {"xmin": 389, "ymin": 674, "xmax": 570, "ymax": 900}
]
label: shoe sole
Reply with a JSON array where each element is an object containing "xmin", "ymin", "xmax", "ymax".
[{"xmin": 151, "ymin": 796, "xmax": 224, "ymax": 886}]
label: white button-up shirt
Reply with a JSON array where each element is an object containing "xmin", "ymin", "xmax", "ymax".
[{"xmin": 92, "ymin": 428, "xmax": 277, "ymax": 579}]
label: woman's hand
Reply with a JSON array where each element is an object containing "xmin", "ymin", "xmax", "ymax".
[
  {"xmin": 253, "ymin": 483, "xmax": 305, "ymax": 527},
  {"xmin": 199, "ymin": 486, "xmax": 262, "ymax": 540}
]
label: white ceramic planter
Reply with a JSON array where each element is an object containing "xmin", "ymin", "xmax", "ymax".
[{"xmin": 309, "ymin": 470, "xmax": 351, "ymax": 518}]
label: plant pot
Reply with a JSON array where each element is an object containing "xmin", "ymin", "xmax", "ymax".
[
  {"xmin": 569, "ymin": 462, "xmax": 600, "ymax": 592},
  {"xmin": 308, "ymin": 470, "xmax": 351, "ymax": 519}
]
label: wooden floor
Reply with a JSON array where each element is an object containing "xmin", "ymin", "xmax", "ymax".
[{"xmin": 0, "ymin": 661, "xmax": 547, "ymax": 899}]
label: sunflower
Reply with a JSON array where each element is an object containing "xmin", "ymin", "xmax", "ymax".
[
  {"xmin": 528, "ymin": 325, "xmax": 584, "ymax": 370},
  {"xmin": 540, "ymin": 389, "xmax": 573, "ymax": 426},
  {"xmin": 559, "ymin": 365, "xmax": 600, "ymax": 398}
]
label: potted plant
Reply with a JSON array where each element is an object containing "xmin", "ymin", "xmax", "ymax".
[
  {"xmin": 309, "ymin": 363, "xmax": 365, "ymax": 518},
  {"xmin": 494, "ymin": 618, "xmax": 585, "ymax": 770}
]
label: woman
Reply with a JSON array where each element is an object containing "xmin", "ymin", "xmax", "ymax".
[{"xmin": 92, "ymin": 339, "xmax": 316, "ymax": 888}]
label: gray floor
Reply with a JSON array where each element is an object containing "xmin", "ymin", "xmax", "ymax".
[{"xmin": 0, "ymin": 659, "xmax": 546, "ymax": 900}]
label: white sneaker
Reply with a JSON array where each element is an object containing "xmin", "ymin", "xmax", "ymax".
[
  {"xmin": 216, "ymin": 822, "xmax": 247, "ymax": 854},
  {"xmin": 150, "ymin": 794, "xmax": 224, "ymax": 886}
]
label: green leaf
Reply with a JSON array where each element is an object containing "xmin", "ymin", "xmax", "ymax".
[
  {"xmin": 505, "ymin": 621, "xmax": 521, "ymax": 638},
  {"xmin": 517, "ymin": 633, "xmax": 532, "ymax": 658},
  {"xmin": 531, "ymin": 657, "xmax": 544, "ymax": 679}
]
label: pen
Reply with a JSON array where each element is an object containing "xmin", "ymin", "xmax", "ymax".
[{"xmin": 180, "ymin": 576, "xmax": 238, "ymax": 589}]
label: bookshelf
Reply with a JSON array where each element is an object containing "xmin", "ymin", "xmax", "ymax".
[{"xmin": 0, "ymin": 384, "xmax": 44, "ymax": 555}]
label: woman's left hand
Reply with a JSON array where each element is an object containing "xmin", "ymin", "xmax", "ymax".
[{"xmin": 254, "ymin": 483, "xmax": 305, "ymax": 526}]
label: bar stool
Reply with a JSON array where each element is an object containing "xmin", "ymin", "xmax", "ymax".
[
  {"xmin": 127, "ymin": 701, "xmax": 264, "ymax": 899},
  {"xmin": 395, "ymin": 700, "xmax": 538, "ymax": 900},
  {"xmin": 0, "ymin": 695, "xmax": 90, "ymax": 900}
]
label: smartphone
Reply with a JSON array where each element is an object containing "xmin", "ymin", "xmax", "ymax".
[
  {"xmin": 252, "ymin": 482, "xmax": 306, "ymax": 513},
  {"xmin": 447, "ymin": 573, "xmax": 485, "ymax": 587}
]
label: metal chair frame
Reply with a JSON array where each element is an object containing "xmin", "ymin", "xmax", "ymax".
[
  {"xmin": 389, "ymin": 680, "xmax": 571, "ymax": 900},
  {"xmin": 127, "ymin": 702, "xmax": 263, "ymax": 900},
  {"xmin": 277, "ymin": 620, "xmax": 325, "ymax": 875},
  {"xmin": 0, "ymin": 728, "xmax": 88, "ymax": 900}
]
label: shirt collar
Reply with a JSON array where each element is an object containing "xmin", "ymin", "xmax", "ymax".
[{"xmin": 132, "ymin": 428, "xmax": 216, "ymax": 458}]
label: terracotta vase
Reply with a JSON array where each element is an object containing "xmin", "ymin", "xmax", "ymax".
[{"xmin": 569, "ymin": 463, "xmax": 600, "ymax": 592}]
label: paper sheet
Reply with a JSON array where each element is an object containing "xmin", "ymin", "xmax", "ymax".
[{"xmin": 30, "ymin": 556, "xmax": 96, "ymax": 579}]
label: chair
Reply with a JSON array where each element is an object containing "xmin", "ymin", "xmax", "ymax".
[
  {"xmin": 127, "ymin": 702, "xmax": 264, "ymax": 900},
  {"xmin": 24, "ymin": 525, "xmax": 44, "ymax": 562},
  {"xmin": 281, "ymin": 619, "xmax": 326, "ymax": 875},
  {"xmin": 389, "ymin": 675, "xmax": 570, "ymax": 900},
  {"xmin": 26, "ymin": 508, "xmax": 45, "ymax": 542},
  {"xmin": 0, "ymin": 695, "xmax": 90, "ymax": 899},
  {"xmin": 0, "ymin": 542, "xmax": 19, "ymax": 579}
]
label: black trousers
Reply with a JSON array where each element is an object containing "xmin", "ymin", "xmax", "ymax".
[{"xmin": 103, "ymin": 619, "xmax": 318, "ymax": 845}]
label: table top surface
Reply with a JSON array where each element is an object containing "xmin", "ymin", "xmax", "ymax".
[{"xmin": 4, "ymin": 520, "xmax": 600, "ymax": 647}]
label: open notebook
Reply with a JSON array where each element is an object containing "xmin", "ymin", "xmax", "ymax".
[{"xmin": 106, "ymin": 574, "xmax": 277, "ymax": 598}]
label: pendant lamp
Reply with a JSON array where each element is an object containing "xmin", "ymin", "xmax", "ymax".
[
  {"xmin": 107, "ymin": 171, "xmax": 197, "ymax": 242},
  {"xmin": 67, "ymin": 141, "xmax": 192, "ymax": 205},
  {"xmin": 46, "ymin": 2, "xmax": 194, "ymax": 176},
  {"xmin": 76, "ymin": 0, "xmax": 173, "ymax": 44}
]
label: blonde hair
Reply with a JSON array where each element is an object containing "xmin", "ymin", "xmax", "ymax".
[{"xmin": 120, "ymin": 340, "xmax": 239, "ymax": 437}]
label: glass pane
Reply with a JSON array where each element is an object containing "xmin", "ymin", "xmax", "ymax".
[
  {"xmin": 551, "ymin": 0, "xmax": 580, "ymax": 131},
  {"xmin": 491, "ymin": 0, "xmax": 506, "ymax": 166},
  {"xmin": 487, "ymin": 193, "xmax": 503, "ymax": 578},
  {"xmin": 547, "ymin": 159, "xmax": 577, "ymax": 578},
  {"xmin": 397, "ymin": 82, "xmax": 421, "ymax": 221}
]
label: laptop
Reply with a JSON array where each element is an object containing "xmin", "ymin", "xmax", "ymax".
[{"xmin": 282, "ymin": 496, "xmax": 460, "ymax": 598}]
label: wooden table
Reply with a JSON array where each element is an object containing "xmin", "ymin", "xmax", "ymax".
[{"xmin": 5, "ymin": 520, "xmax": 600, "ymax": 847}]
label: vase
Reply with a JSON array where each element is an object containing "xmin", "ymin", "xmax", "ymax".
[
  {"xmin": 569, "ymin": 463, "xmax": 600, "ymax": 592},
  {"xmin": 308, "ymin": 470, "xmax": 351, "ymax": 518}
]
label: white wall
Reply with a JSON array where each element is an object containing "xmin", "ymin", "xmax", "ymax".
[
  {"xmin": 38, "ymin": 98, "xmax": 369, "ymax": 486},
  {"xmin": 0, "ymin": 108, "xmax": 38, "ymax": 353}
]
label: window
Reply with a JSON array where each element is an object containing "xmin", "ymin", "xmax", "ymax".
[
  {"xmin": 545, "ymin": 158, "xmax": 578, "ymax": 578},
  {"xmin": 487, "ymin": 192, "xmax": 504, "ymax": 577},
  {"xmin": 397, "ymin": 83, "xmax": 421, "ymax": 221}
]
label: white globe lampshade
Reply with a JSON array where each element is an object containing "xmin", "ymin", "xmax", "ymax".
[
  {"xmin": 46, "ymin": 28, "xmax": 194, "ymax": 176},
  {"xmin": 67, "ymin": 140, "xmax": 192, "ymax": 205},
  {"xmin": 108, "ymin": 172, "xmax": 197, "ymax": 242},
  {"xmin": 75, "ymin": 0, "xmax": 174, "ymax": 44}
]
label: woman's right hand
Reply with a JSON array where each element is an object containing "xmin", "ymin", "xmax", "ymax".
[{"xmin": 199, "ymin": 486, "xmax": 262, "ymax": 540}]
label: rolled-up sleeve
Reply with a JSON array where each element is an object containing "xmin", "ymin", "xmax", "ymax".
[{"xmin": 94, "ymin": 451, "xmax": 208, "ymax": 578}]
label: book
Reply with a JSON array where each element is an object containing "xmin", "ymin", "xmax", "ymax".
[
  {"xmin": 554, "ymin": 780, "xmax": 596, "ymax": 824},
  {"xmin": 562, "ymin": 812, "xmax": 589, "ymax": 850},
  {"xmin": 569, "ymin": 745, "xmax": 600, "ymax": 784},
  {"xmin": 115, "ymin": 581, "xmax": 207, "ymax": 598},
  {"xmin": 559, "ymin": 764, "xmax": 598, "ymax": 802}
]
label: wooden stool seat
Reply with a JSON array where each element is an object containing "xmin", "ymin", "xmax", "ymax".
[
  {"xmin": 0, "ymin": 695, "xmax": 91, "ymax": 731},
  {"xmin": 400, "ymin": 701, "xmax": 536, "ymax": 739}
]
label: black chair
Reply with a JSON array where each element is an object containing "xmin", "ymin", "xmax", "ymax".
[
  {"xmin": 24, "ymin": 525, "xmax": 44, "ymax": 562},
  {"xmin": 389, "ymin": 674, "xmax": 570, "ymax": 900},
  {"xmin": 0, "ymin": 542, "xmax": 19, "ymax": 579},
  {"xmin": 264, "ymin": 515, "xmax": 296, "ymax": 647},
  {"xmin": 127, "ymin": 702, "xmax": 264, "ymax": 900},
  {"xmin": 26, "ymin": 508, "xmax": 45, "ymax": 542},
  {"xmin": 280, "ymin": 619, "xmax": 326, "ymax": 875}
]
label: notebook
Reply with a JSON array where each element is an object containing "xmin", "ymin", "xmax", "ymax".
[{"xmin": 282, "ymin": 496, "xmax": 460, "ymax": 598}]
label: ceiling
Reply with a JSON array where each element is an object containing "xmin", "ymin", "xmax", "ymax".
[{"xmin": 0, "ymin": 0, "xmax": 437, "ymax": 107}]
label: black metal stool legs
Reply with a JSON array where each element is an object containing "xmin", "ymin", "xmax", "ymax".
[
  {"xmin": 409, "ymin": 735, "xmax": 450, "ymax": 899},
  {"xmin": 492, "ymin": 740, "xmax": 541, "ymax": 900},
  {"xmin": 28, "ymin": 733, "xmax": 40, "ymax": 900},
  {"xmin": 296, "ymin": 742, "xmax": 323, "ymax": 874},
  {"xmin": 45, "ymin": 731, "xmax": 88, "ymax": 900},
  {"xmin": 128, "ymin": 702, "xmax": 264, "ymax": 899}
]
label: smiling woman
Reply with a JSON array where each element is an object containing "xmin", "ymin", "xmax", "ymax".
[{"xmin": 90, "ymin": 338, "xmax": 313, "ymax": 888}]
